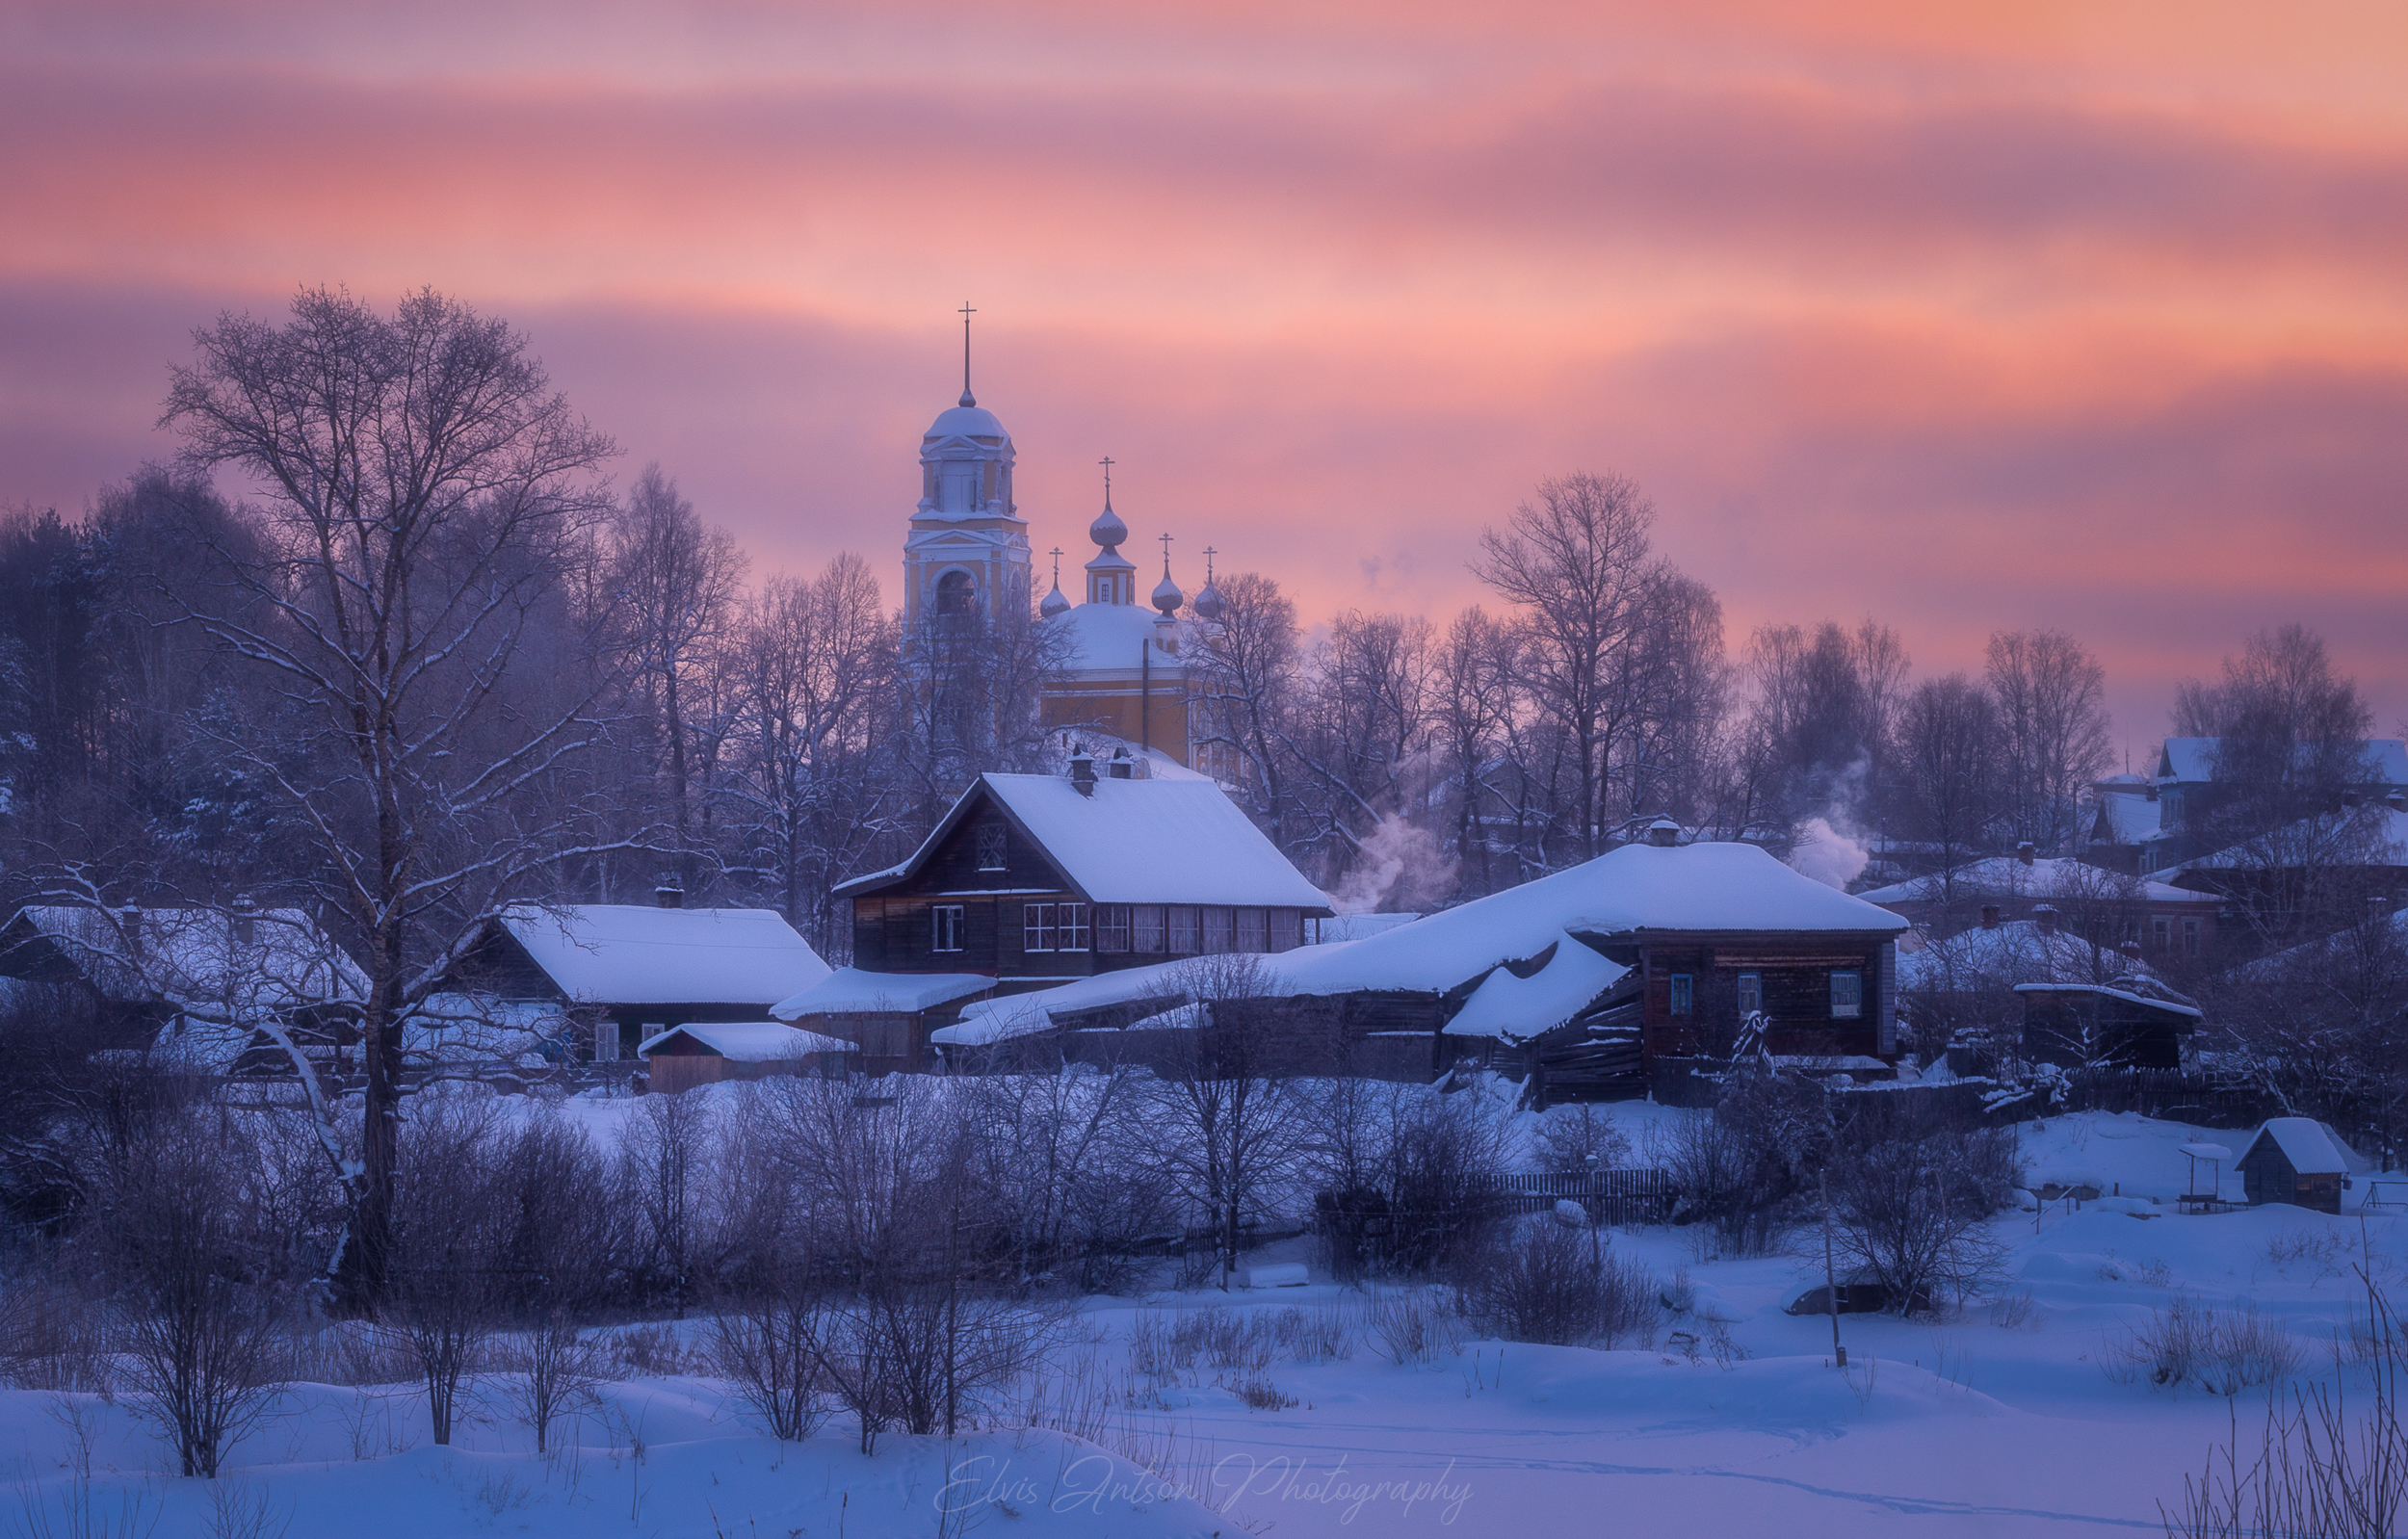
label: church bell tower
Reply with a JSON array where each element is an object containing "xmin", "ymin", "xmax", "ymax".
[{"xmin": 902, "ymin": 304, "xmax": 1032, "ymax": 626}]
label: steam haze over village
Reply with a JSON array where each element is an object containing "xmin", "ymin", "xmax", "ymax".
[{"xmin": 2, "ymin": 5, "xmax": 2407, "ymax": 1537}]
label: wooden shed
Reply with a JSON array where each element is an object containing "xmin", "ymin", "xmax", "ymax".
[
  {"xmin": 2238, "ymin": 1118, "xmax": 2369, "ymax": 1214},
  {"xmin": 638, "ymin": 1022, "xmax": 856, "ymax": 1095}
]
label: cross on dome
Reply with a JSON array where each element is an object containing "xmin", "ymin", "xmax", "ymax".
[{"xmin": 957, "ymin": 301, "xmax": 977, "ymax": 407}]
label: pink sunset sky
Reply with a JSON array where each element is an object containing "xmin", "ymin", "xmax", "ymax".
[{"xmin": 4, "ymin": 1, "xmax": 2404, "ymax": 757}]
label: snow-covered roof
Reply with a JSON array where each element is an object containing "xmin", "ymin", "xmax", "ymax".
[
  {"xmin": 2159, "ymin": 737, "xmax": 2408, "ymax": 785},
  {"xmin": 2013, "ymin": 981, "xmax": 2204, "ymax": 1020},
  {"xmin": 496, "ymin": 904, "xmax": 830, "ymax": 1006},
  {"xmin": 639, "ymin": 1022, "xmax": 856, "ymax": 1060},
  {"xmin": 1900, "ymin": 919, "xmax": 2160, "ymax": 994},
  {"xmin": 1310, "ymin": 913, "xmax": 1423, "ymax": 944},
  {"xmin": 2241, "ymin": 905, "xmax": 2408, "ymax": 983},
  {"xmin": 2240, "ymin": 1117, "xmax": 2370, "ymax": 1177},
  {"xmin": 1044, "ymin": 602, "xmax": 1179, "ymax": 673},
  {"xmin": 1, "ymin": 904, "xmax": 367, "ymax": 1017},
  {"xmin": 2089, "ymin": 796, "xmax": 2164, "ymax": 847},
  {"xmin": 1442, "ymin": 933, "xmax": 1629, "ymax": 1043},
  {"xmin": 838, "ymin": 772, "xmax": 1330, "ymax": 909},
  {"xmin": 2155, "ymin": 806, "xmax": 2408, "ymax": 878},
  {"xmin": 924, "ymin": 403, "xmax": 1008, "ymax": 443},
  {"xmin": 1855, "ymin": 857, "xmax": 2201, "ymax": 907},
  {"xmin": 770, "ymin": 968, "xmax": 994, "ymax": 1019},
  {"xmin": 934, "ymin": 839, "xmax": 1899, "ymax": 1048}
]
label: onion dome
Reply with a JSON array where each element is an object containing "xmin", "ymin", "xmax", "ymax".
[
  {"xmin": 1088, "ymin": 499, "xmax": 1127, "ymax": 551},
  {"xmin": 1152, "ymin": 567, "xmax": 1184, "ymax": 616},
  {"xmin": 1039, "ymin": 581, "xmax": 1070, "ymax": 618},
  {"xmin": 1192, "ymin": 578, "xmax": 1224, "ymax": 622}
]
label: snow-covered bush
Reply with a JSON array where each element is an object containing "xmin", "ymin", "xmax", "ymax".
[
  {"xmin": 1662, "ymin": 1063, "xmax": 1832, "ymax": 1257},
  {"xmin": 1455, "ymin": 1218, "xmax": 1659, "ymax": 1349},
  {"xmin": 1368, "ymin": 1289, "xmax": 1467, "ymax": 1365},
  {"xmin": 1534, "ymin": 1105, "xmax": 1632, "ymax": 1178}
]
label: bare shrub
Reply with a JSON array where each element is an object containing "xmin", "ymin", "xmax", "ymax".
[
  {"xmin": 2164, "ymin": 1278, "xmax": 2408, "ymax": 1537},
  {"xmin": 1456, "ymin": 1219, "xmax": 1659, "ymax": 1348},
  {"xmin": 2107, "ymin": 1295, "xmax": 2300, "ymax": 1396},
  {"xmin": 1535, "ymin": 1105, "xmax": 1632, "ymax": 1177},
  {"xmin": 1368, "ymin": 1289, "xmax": 1466, "ymax": 1365},
  {"xmin": 1990, "ymin": 1291, "xmax": 2041, "ymax": 1331},
  {"xmin": 499, "ymin": 1315, "xmax": 609, "ymax": 1454},
  {"xmin": 106, "ymin": 1108, "xmax": 288, "ymax": 1478},
  {"xmin": 383, "ymin": 1096, "xmax": 506, "ymax": 1447},
  {"xmin": 1662, "ymin": 1066, "xmax": 1832, "ymax": 1257},
  {"xmin": 609, "ymin": 1321, "xmax": 698, "ymax": 1378},
  {"xmin": 0, "ymin": 1250, "xmax": 105, "ymax": 1391},
  {"xmin": 1228, "ymin": 1376, "xmax": 1298, "ymax": 1411},
  {"xmin": 708, "ymin": 1288, "xmax": 827, "ymax": 1443},
  {"xmin": 1827, "ymin": 1111, "xmax": 2020, "ymax": 1316},
  {"xmin": 1269, "ymin": 1303, "xmax": 1357, "ymax": 1365},
  {"xmin": 618, "ymin": 1092, "xmax": 712, "ymax": 1315},
  {"xmin": 204, "ymin": 1479, "xmax": 291, "ymax": 1539}
]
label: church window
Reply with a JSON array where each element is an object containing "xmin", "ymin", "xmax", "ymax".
[
  {"xmin": 982, "ymin": 462, "xmax": 997, "ymax": 503},
  {"xmin": 976, "ymin": 822, "xmax": 1007, "ymax": 871},
  {"xmin": 1202, "ymin": 907, "xmax": 1235, "ymax": 953},
  {"xmin": 1134, "ymin": 906, "xmax": 1167, "ymax": 952},
  {"xmin": 931, "ymin": 905, "xmax": 965, "ymax": 953},
  {"xmin": 1168, "ymin": 906, "xmax": 1200, "ymax": 953},
  {"xmin": 1060, "ymin": 903, "xmax": 1090, "ymax": 952},
  {"xmin": 1236, "ymin": 908, "xmax": 1268, "ymax": 952},
  {"xmin": 1097, "ymin": 906, "xmax": 1133, "ymax": 952},
  {"xmin": 1023, "ymin": 903, "xmax": 1058, "ymax": 952},
  {"xmin": 936, "ymin": 571, "xmax": 975, "ymax": 614}
]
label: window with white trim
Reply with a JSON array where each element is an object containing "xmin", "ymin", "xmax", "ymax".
[
  {"xmin": 1022, "ymin": 902, "xmax": 1058, "ymax": 952},
  {"xmin": 1829, "ymin": 970, "xmax": 1863, "ymax": 1019},
  {"xmin": 931, "ymin": 904, "xmax": 965, "ymax": 953},
  {"xmin": 976, "ymin": 822, "xmax": 1008, "ymax": 871}
]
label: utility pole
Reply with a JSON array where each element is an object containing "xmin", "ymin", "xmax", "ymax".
[{"xmin": 1821, "ymin": 1164, "xmax": 1846, "ymax": 1369}]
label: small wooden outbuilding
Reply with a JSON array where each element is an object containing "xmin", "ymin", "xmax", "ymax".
[
  {"xmin": 2238, "ymin": 1118, "xmax": 2370, "ymax": 1214},
  {"xmin": 638, "ymin": 1022, "xmax": 856, "ymax": 1095}
]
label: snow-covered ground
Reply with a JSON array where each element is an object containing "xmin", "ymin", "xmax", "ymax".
[{"xmin": 11, "ymin": 1105, "xmax": 2403, "ymax": 1537}]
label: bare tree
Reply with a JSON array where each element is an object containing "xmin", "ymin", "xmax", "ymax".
[
  {"xmin": 501, "ymin": 1314, "xmax": 608, "ymax": 1454},
  {"xmin": 606, "ymin": 464, "xmax": 748, "ymax": 854},
  {"xmin": 384, "ymin": 1095, "xmax": 506, "ymax": 1447},
  {"xmin": 1137, "ymin": 953, "xmax": 1322, "ymax": 1291},
  {"xmin": 1895, "ymin": 674, "xmax": 2002, "ymax": 894},
  {"xmin": 160, "ymin": 287, "xmax": 633, "ymax": 1308},
  {"xmin": 1473, "ymin": 472, "xmax": 1665, "ymax": 861},
  {"xmin": 1189, "ymin": 570, "xmax": 1301, "ymax": 828},
  {"xmin": 1987, "ymin": 629, "xmax": 2112, "ymax": 854},
  {"xmin": 722, "ymin": 554, "xmax": 897, "ymax": 954},
  {"xmin": 2174, "ymin": 623, "xmax": 2379, "ymax": 845}
]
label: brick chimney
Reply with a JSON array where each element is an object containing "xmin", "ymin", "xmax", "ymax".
[
  {"xmin": 1108, "ymin": 747, "xmax": 1135, "ymax": 780},
  {"xmin": 1979, "ymin": 903, "xmax": 2001, "ymax": 929},
  {"xmin": 653, "ymin": 873, "xmax": 684, "ymax": 909},
  {"xmin": 2016, "ymin": 842, "xmax": 2036, "ymax": 866},
  {"xmin": 1069, "ymin": 744, "xmax": 1096, "ymax": 797},
  {"xmin": 2033, "ymin": 902, "xmax": 2058, "ymax": 936}
]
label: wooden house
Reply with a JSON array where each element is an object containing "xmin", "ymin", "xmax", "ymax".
[
  {"xmin": 0, "ymin": 901, "xmax": 366, "ymax": 1072},
  {"xmin": 809, "ymin": 754, "xmax": 1332, "ymax": 1070},
  {"xmin": 932, "ymin": 819, "xmax": 1911, "ymax": 1098},
  {"xmin": 1858, "ymin": 850, "xmax": 2222, "ymax": 959},
  {"xmin": 2238, "ymin": 1118, "xmax": 2369, "ymax": 1213},
  {"xmin": 639, "ymin": 1022, "xmax": 855, "ymax": 1095},
  {"xmin": 2015, "ymin": 978, "xmax": 2203, "ymax": 1070},
  {"xmin": 434, "ymin": 890, "xmax": 830, "ymax": 1063}
]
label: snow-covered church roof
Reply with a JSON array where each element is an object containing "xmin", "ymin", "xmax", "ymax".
[
  {"xmin": 1046, "ymin": 602, "xmax": 1178, "ymax": 672},
  {"xmin": 494, "ymin": 904, "xmax": 830, "ymax": 1006},
  {"xmin": 836, "ymin": 772, "xmax": 1331, "ymax": 910}
]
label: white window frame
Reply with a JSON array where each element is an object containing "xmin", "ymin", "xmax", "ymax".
[{"xmin": 931, "ymin": 904, "xmax": 965, "ymax": 953}]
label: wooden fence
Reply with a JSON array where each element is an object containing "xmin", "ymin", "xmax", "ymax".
[{"xmin": 1492, "ymin": 1168, "xmax": 1677, "ymax": 1225}]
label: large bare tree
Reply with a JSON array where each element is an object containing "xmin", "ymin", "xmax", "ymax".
[
  {"xmin": 1986, "ymin": 629, "xmax": 2112, "ymax": 854},
  {"xmin": 161, "ymin": 286, "xmax": 628, "ymax": 1308}
]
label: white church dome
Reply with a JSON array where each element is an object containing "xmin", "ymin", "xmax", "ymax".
[{"xmin": 925, "ymin": 404, "xmax": 1009, "ymax": 443}]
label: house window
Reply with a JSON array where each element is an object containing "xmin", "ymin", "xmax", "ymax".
[
  {"xmin": 976, "ymin": 822, "xmax": 1007, "ymax": 871},
  {"xmin": 1668, "ymin": 974, "xmax": 1694, "ymax": 1016},
  {"xmin": 1268, "ymin": 908, "xmax": 1302, "ymax": 952},
  {"xmin": 1022, "ymin": 903, "xmax": 1058, "ymax": 952},
  {"xmin": 595, "ymin": 1020, "xmax": 623, "ymax": 1062},
  {"xmin": 2182, "ymin": 916, "xmax": 2201, "ymax": 957},
  {"xmin": 1060, "ymin": 902, "xmax": 1090, "ymax": 952},
  {"xmin": 931, "ymin": 904, "xmax": 965, "ymax": 953},
  {"xmin": 1135, "ymin": 905, "xmax": 1167, "ymax": 952},
  {"xmin": 2151, "ymin": 916, "xmax": 2172, "ymax": 951},
  {"xmin": 1736, "ymin": 972, "xmax": 1763, "ymax": 1016},
  {"xmin": 1097, "ymin": 905, "xmax": 1133, "ymax": 952},
  {"xmin": 1236, "ymin": 908, "xmax": 1268, "ymax": 952},
  {"xmin": 1169, "ymin": 906, "xmax": 1200, "ymax": 953},
  {"xmin": 1830, "ymin": 970, "xmax": 1863, "ymax": 1019},
  {"xmin": 1202, "ymin": 907, "xmax": 1235, "ymax": 953}
]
